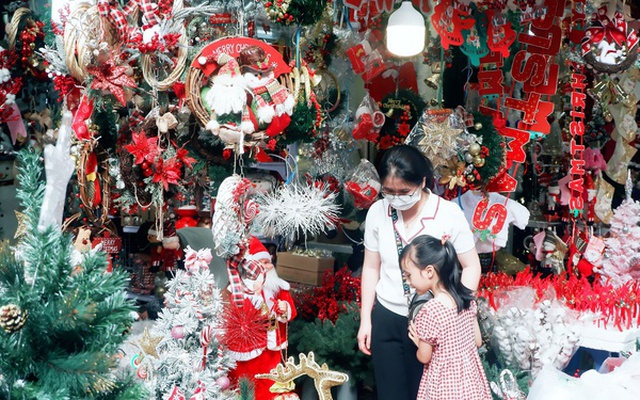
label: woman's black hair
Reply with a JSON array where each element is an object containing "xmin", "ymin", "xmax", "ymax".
[
  {"xmin": 377, "ymin": 145, "xmax": 434, "ymax": 188},
  {"xmin": 400, "ymin": 235, "xmax": 474, "ymax": 312}
]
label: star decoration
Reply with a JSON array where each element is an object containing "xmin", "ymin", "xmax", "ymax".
[
  {"xmin": 14, "ymin": 211, "xmax": 28, "ymax": 239},
  {"xmin": 136, "ymin": 327, "xmax": 163, "ymax": 358},
  {"xmin": 414, "ymin": 116, "xmax": 462, "ymax": 168},
  {"xmin": 256, "ymin": 352, "xmax": 348, "ymax": 400},
  {"xmin": 86, "ymin": 59, "xmax": 137, "ymax": 106}
]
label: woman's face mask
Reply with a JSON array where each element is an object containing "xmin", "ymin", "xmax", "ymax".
[{"xmin": 384, "ymin": 187, "xmax": 422, "ymax": 211}]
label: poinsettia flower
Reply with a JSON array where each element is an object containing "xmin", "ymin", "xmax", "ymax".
[
  {"xmin": 124, "ymin": 132, "xmax": 159, "ymax": 165},
  {"xmin": 175, "ymin": 147, "xmax": 196, "ymax": 169},
  {"xmin": 86, "ymin": 59, "xmax": 137, "ymax": 106},
  {"xmin": 152, "ymin": 157, "xmax": 182, "ymax": 190}
]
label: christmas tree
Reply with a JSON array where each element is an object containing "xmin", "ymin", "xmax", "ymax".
[
  {"xmin": 600, "ymin": 197, "xmax": 640, "ymax": 287},
  {"xmin": 143, "ymin": 246, "xmax": 235, "ymax": 399},
  {"xmin": 0, "ymin": 151, "xmax": 145, "ymax": 399},
  {"xmin": 598, "ymin": 172, "xmax": 640, "ymax": 287}
]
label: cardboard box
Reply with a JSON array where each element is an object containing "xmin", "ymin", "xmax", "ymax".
[{"xmin": 276, "ymin": 252, "xmax": 334, "ymax": 286}]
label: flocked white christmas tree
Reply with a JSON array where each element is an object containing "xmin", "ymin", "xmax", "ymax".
[
  {"xmin": 600, "ymin": 171, "xmax": 640, "ymax": 287},
  {"xmin": 141, "ymin": 246, "xmax": 235, "ymax": 399}
]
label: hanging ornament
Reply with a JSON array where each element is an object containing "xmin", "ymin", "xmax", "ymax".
[
  {"xmin": 0, "ymin": 304, "xmax": 28, "ymax": 333},
  {"xmin": 254, "ymin": 183, "xmax": 340, "ymax": 241},
  {"xmin": 405, "ymin": 108, "xmax": 462, "ymax": 168},
  {"xmin": 468, "ymin": 143, "xmax": 482, "ymax": 156},
  {"xmin": 582, "ymin": 6, "xmax": 639, "ymax": 74},
  {"xmin": 473, "ymin": 156, "xmax": 485, "ymax": 167}
]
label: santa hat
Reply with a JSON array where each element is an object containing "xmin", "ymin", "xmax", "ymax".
[
  {"xmin": 215, "ymin": 53, "xmax": 241, "ymax": 84},
  {"xmin": 247, "ymin": 236, "xmax": 270, "ymax": 262}
]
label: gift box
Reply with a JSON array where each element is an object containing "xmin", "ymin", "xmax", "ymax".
[{"xmin": 276, "ymin": 252, "xmax": 334, "ymax": 286}]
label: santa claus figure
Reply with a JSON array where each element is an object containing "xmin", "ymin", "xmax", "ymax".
[
  {"xmin": 227, "ymin": 236, "xmax": 297, "ymax": 399},
  {"xmin": 202, "ymin": 53, "xmax": 254, "ymax": 145},
  {"xmin": 238, "ymin": 46, "xmax": 295, "ymax": 137}
]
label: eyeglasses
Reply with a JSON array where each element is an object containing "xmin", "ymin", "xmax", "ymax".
[{"xmin": 380, "ymin": 187, "xmax": 421, "ymax": 201}]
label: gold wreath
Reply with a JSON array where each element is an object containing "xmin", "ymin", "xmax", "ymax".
[
  {"xmin": 7, "ymin": 7, "xmax": 32, "ymax": 50},
  {"xmin": 141, "ymin": 0, "xmax": 188, "ymax": 90}
]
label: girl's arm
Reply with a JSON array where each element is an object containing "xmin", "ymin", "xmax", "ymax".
[
  {"xmin": 474, "ymin": 317, "xmax": 482, "ymax": 348},
  {"xmin": 457, "ymin": 248, "xmax": 482, "ymax": 292},
  {"xmin": 409, "ymin": 320, "xmax": 433, "ymax": 364},
  {"xmin": 416, "ymin": 340, "xmax": 433, "ymax": 364},
  {"xmin": 357, "ymin": 249, "xmax": 381, "ymax": 356}
]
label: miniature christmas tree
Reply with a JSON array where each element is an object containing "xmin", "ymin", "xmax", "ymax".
[
  {"xmin": 600, "ymin": 172, "xmax": 640, "ymax": 286},
  {"xmin": 0, "ymin": 151, "xmax": 145, "ymax": 399},
  {"xmin": 142, "ymin": 246, "xmax": 235, "ymax": 399}
]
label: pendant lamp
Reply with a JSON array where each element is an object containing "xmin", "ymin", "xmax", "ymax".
[{"xmin": 386, "ymin": 1, "xmax": 426, "ymax": 57}]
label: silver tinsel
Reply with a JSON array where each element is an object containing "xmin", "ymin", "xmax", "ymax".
[{"xmin": 254, "ymin": 184, "xmax": 341, "ymax": 241}]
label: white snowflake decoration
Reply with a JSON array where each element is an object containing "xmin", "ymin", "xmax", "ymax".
[{"xmin": 254, "ymin": 184, "xmax": 341, "ymax": 241}]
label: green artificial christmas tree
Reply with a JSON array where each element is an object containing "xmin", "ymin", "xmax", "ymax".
[{"xmin": 0, "ymin": 150, "xmax": 145, "ymax": 399}]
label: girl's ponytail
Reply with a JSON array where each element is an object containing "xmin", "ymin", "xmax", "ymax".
[{"xmin": 440, "ymin": 240, "xmax": 474, "ymax": 312}]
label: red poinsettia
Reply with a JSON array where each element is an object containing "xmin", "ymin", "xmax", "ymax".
[
  {"xmin": 295, "ymin": 267, "xmax": 361, "ymax": 323},
  {"xmin": 86, "ymin": 58, "xmax": 137, "ymax": 106},
  {"xmin": 152, "ymin": 157, "xmax": 182, "ymax": 190},
  {"xmin": 124, "ymin": 132, "xmax": 159, "ymax": 165},
  {"xmin": 175, "ymin": 146, "xmax": 196, "ymax": 169}
]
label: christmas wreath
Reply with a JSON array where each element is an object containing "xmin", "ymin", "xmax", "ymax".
[
  {"xmin": 376, "ymin": 89, "xmax": 427, "ymax": 150},
  {"xmin": 438, "ymin": 112, "xmax": 506, "ymax": 198},
  {"xmin": 186, "ymin": 37, "xmax": 297, "ymax": 161}
]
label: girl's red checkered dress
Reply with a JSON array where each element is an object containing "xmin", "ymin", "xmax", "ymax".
[{"xmin": 415, "ymin": 300, "xmax": 491, "ymax": 400}]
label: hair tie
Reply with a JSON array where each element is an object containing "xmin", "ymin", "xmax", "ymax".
[{"xmin": 441, "ymin": 234, "xmax": 451, "ymax": 245}]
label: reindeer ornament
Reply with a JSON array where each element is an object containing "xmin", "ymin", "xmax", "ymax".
[{"xmin": 256, "ymin": 352, "xmax": 349, "ymax": 400}]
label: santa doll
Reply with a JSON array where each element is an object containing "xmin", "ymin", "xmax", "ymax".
[
  {"xmin": 202, "ymin": 53, "xmax": 255, "ymax": 145},
  {"xmin": 227, "ymin": 236, "xmax": 296, "ymax": 399},
  {"xmin": 238, "ymin": 46, "xmax": 295, "ymax": 137}
]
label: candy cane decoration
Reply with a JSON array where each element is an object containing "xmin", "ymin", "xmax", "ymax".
[{"xmin": 199, "ymin": 325, "xmax": 213, "ymax": 371}]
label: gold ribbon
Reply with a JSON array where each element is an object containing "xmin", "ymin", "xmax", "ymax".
[{"xmin": 594, "ymin": 69, "xmax": 639, "ymax": 223}]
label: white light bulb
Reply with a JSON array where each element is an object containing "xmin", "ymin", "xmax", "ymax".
[{"xmin": 386, "ymin": 2, "xmax": 426, "ymax": 57}]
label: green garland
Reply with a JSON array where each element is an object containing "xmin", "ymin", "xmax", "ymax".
[
  {"xmin": 278, "ymin": 100, "xmax": 317, "ymax": 146},
  {"xmin": 261, "ymin": 0, "xmax": 327, "ymax": 26},
  {"xmin": 469, "ymin": 112, "xmax": 505, "ymax": 188}
]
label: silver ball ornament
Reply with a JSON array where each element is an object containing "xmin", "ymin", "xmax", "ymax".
[
  {"xmin": 622, "ymin": 225, "xmax": 629, "ymax": 234},
  {"xmin": 474, "ymin": 122, "xmax": 483, "ymax": 130},
  {"xmin": 464, "ymin": 152, "xmax": 474, "ymax": 163}
]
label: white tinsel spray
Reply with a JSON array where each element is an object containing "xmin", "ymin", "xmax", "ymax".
[{"xmin": 254, "ymin": 184, "xmax": 341, "ymax": 241}]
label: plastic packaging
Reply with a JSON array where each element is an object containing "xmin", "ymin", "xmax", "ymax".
[
  {"xmin": 344, "ymin": 159, "xmax": 381, "ymax": 210},
  {"xmin": 483, "ymin": 287, "xmax": 581, "ymax": 377},
  {"xmin": 352, "ymin": 92, "xmax": 384, "ymax": 142}
]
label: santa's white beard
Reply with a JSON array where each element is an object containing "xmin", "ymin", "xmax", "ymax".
[
  {"xmin": 263, "ymin": 267, "xmax": 288, "ymax": 294},
  {"xmin": 205, "ymin": 79, "xmax": 247, "ymax": 115}
]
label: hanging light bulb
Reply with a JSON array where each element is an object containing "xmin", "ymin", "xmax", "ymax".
[{"xmin": 386, "ymin": 1, "xmax": 426, "ymax": 57}]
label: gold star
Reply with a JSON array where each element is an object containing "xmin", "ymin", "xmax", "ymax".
[
  {"xmin": 14, "ymin": 211, "xmax": 28, "ymax": 239},
  {"xmin": 256, "ymin": 352, "xmax": 348, "ymax": 400},
  {"xmin": 137, "ymin": 328, "xmax": 163, "ymax": 358},
  {"xmin": 416, "ymin": 118, "xmax": 462, "ymax": 168}
]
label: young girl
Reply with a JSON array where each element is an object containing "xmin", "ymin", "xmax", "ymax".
[{"xmin": 401, "ymin": 235, "xmax": 491, "ymax": 400}]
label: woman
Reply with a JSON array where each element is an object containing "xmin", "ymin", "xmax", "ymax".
[{"xmin": 357, "ymin": 145, "xmax": 481, "ymax": 400}]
